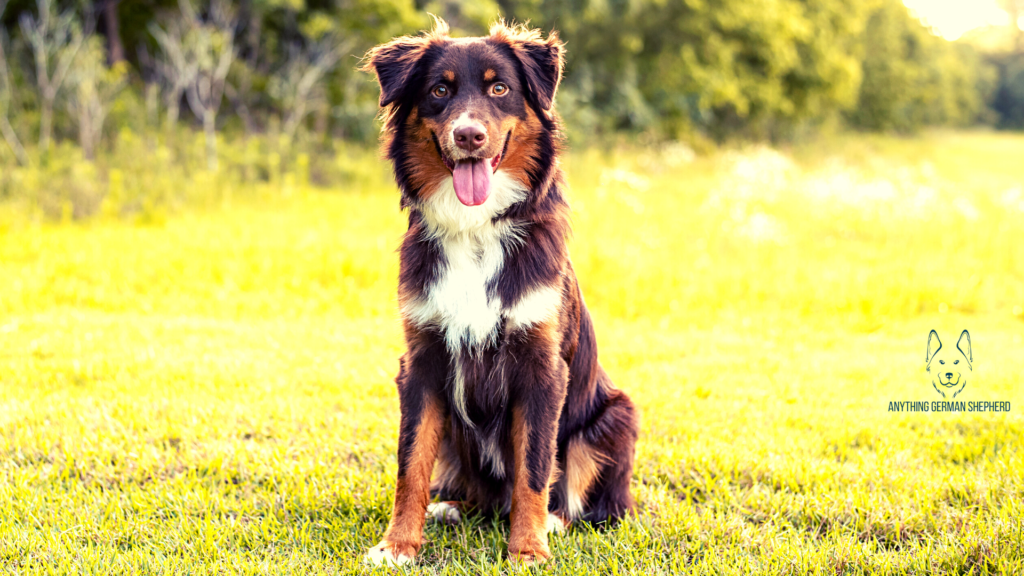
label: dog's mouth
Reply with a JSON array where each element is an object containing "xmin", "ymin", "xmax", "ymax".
[
  {"xmin": 938, "ymin": 377, "xmax": 961, "ymax": 387},
  {"xmin": 433, "ymin": 132, "xmax": 511, "ymax": 207}
]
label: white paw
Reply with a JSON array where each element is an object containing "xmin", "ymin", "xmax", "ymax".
[
  {"xmin": 426, "ymin": 501, "xmax": 462, "ymax": 525},
  {"xmin": 546, "ymin": 513, "xmax": 568, "ymax": 534},
  {"xmin": 365, "ymin": 543, "xmax": 412, "ymax": 567}
]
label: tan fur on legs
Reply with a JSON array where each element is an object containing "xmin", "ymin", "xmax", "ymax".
[
  {"xmin": 366, "ymin": 396, "xmax": 444, "ymax": 566},
  {"xmin": 508, "ymin": 406, "xmax": 554, "ymax": 564},
  {"xmin": 565, "ymin": 436, "xmax": 611, "ymax": 520}
]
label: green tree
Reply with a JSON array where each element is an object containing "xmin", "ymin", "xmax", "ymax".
[{"xmin": 848, "ymin": 0, "xmax": 989, "ymax": 132}]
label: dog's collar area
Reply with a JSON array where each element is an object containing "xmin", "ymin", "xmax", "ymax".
[{"xmin": 434, "ymin": 131, "xmax": 512, "ymax": 174}]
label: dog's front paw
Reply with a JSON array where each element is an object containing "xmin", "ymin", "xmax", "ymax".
[
  {"xmin": 365, "ymin": 540, "xmax": 416, "ymax": 567},
  {"xmin": 508, "ymin": 539, "xmax": 552, "ymax": 565},
  {"xmin": 425, "ymin": 501, "xmax": 462, "ymax": 525}
]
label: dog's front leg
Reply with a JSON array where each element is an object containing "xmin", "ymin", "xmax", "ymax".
[
  {"xmin": 507, "ymin": 330, "xmax": 568, "ymax": 564},
  {"xmin": 366, "ymin": 353, "xmax": 446, "ymax": 566}
]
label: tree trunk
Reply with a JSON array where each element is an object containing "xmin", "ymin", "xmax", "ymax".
[
  {"xmin": 166, "ymin": 88, "xmax": 181, "ymax": 133},
  {"xmin": 204, "ymin": 108, "xmax": 217, "ymax": 171},
  {"xmin": 39, "ymin": 99, "xmax": 53, "ymax": 151},
  {"xmin": 146, "ymin": 83, "xmax": 159, "ymax": 130},
  {"xmin": 282, "ymin": 100, "xmax": 305, "ymax": 152},
  {"xmin": 79, "ymin": 103, "xmax": 93, "ymax": 160},
  {"xmin": 314, "ymin": 100, "xmax": 329, "ymax": 143},
  {"xmin": 103, "ymin": 0, "xmax": 125, "ymax": 65},
  {"xmin": 0, "ymin": 115, "xmax": 28, "ymax": 166}
]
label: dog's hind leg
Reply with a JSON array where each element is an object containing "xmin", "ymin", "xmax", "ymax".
[{"xmin": 552, "ymin": 384, "xmax": 638, "ymax": 525}]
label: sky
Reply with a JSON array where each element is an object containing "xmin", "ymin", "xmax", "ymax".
[{"xmin": 902, "ymin": 0, "xmax": 1015, "ymax": 40}]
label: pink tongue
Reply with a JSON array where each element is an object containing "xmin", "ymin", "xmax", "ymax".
[{"xmin": 452, "ymin": 158, "xmax": 492, "ymax": 206}]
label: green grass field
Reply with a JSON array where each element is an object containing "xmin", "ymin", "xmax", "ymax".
[{"xmin": 1, "ymin": 131, "xmax": 1023, "ymax": 574}]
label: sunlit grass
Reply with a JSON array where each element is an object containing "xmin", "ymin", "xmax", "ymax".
[{"xmin": 1, "ymin": 131, "xmax": 1023, "ymax": 574}]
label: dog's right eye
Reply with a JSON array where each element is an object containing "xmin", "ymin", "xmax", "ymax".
[
  {"xmin": 432, "ymin": 85, "xmax": 449, "ymax": 98},
  {"xmin": 939, "ymin": 360, "xmax": 945, "ymax": 364}
]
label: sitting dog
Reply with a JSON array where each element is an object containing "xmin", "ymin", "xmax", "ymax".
[
  {"xmin": 361, "ymin": 19, "xmax": 638, "ymax": 566},
  {"xmin": 926, "ymin": 329, "xmax": 972, "ymax": 398}
]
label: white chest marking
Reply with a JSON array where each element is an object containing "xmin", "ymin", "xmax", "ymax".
[
  {"xmin": 402, "ymin": 170, "xmax": 528, "ymax": 352},
  {"xmin": 505, "ymin": 285, "xmax": 563, "ymax": 331},
  {"xmin": 428, "ymin": 225, "xmax": 506, "ymax": 351},
  {"xmin": 403, "ymin": 228, "xmax": 563, "ymax": 350}
]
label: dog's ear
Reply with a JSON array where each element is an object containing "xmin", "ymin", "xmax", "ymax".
[
  {"xmin": 927, "ymin": 330, "xmax": 941, "ymax": 363},
  {"xmin": 363, "ymin": 37, "xmax": 429, "ymax": 108},
  {"xmin": 362, "ymin": 19, "xmax": 448, "ymax": 108},
  {"xmin": 490, "ymin": 22, "xmax": 564, "ymax": 111},
  {"xmin": 957, "ymin": 330, "xmax": 972, "ymax": 366}
]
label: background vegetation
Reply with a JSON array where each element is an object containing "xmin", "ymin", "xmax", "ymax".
[
  {"xmin": 0, "ymin": 0, "xmax": 1020, "ymax": 221},
  {"xmin": 0, "ymin": 0, "xmax": 1022, "ymax": 194}
]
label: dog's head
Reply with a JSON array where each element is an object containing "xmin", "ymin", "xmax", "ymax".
[
  {"xmin": 926, "ymin": 330, "xmax": 972, "ymax": 398},
  {"xmin": 363, "ymin": 19, "xmax": 563, "ymax": 209}
]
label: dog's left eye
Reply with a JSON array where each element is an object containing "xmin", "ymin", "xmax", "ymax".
[
  {"xmin": 491, "ymin": 83, "xmax": 509, "ymax": 96},
  {"xmin": 954, "ymin": 360, "xmax": 959, "ymax": 364}
]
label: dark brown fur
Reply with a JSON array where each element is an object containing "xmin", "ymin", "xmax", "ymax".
[{"xmin": 363, "ymin": 19, "xmax": 638, "ymax": 566}]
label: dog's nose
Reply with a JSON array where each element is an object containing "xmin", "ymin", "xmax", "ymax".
[
  {"xmin": 454, "ymin": 123, "xmax": 487, "ymax": 152},
  {"xmin": 946, "ymin": 373, "xmax": 953, "ymax": 379}
]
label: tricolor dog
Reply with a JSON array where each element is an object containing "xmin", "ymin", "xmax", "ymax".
[{"xmin": 361, "ymin": 19, "xmax": 638, "ymax": 565}]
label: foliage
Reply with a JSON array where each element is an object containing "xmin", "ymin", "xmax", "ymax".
[
  {"xmin": 0, "ymin": 0, "xmax": 1016, "ymax": 157},
  {"xmin": 486, "ymin": 0, "xmax": 997, "ymax": 140},
  {"xmin": 990, "ymin": 53, "xmax": 1024, "ymax": 128},
  {"xmin": 0, "ymin": 3, "xmax": 27, "ymax": 165},
  {"xmin": 959, "ymin": 2, "xmax": 1024, "ymax": 130},
  {"xmin": 0, "ymin": 127, "xmax": 374, "ymax": 220},
  {"xmin": 17, "ymin": 0, "xmax": 85, "ymax": 151},
  {"xmin": 848, "ymin": 0, "xmax": 993, "ymax": 132},
  {"xmin": 498, "ymin": 0, "xmax": 873, "ymax": 141},
  {"xmin": 64, "ymin": 35, "xmax": 128, "ymax": 159},
  {"xmin": 2, "ymin": 132, "xmax": 1024, "ymax": 572}
]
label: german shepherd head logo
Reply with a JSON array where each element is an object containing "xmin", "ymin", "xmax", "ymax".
[{"xmin": 926, "ymin": 330, "xmax": 972, "ymax": 398}]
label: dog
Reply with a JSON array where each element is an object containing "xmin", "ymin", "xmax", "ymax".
[
  {"xmin": 926, "ymin": 329, "xmax": 972, "ymax": 398},
  {"xmin": 361, "ymin": 19, "xmax": 638, "ymax": 566}
]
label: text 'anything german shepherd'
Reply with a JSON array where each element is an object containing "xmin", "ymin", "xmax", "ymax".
[{"xmin": 361, "ymin": 19, "xmax": 639, "ymax": 566}]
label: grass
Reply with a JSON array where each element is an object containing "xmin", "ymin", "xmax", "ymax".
[{"xmin": 1, "ymin": 130, "xmax": 1023, "ymax": 574}]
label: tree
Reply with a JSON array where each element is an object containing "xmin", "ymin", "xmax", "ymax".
[
  {"xmin": 269, "ymin": 36, "xmax": 350, "ymax": 150},
  {"xmin": 494, "ymin": 0, "xmax": 874, "ymax": 141},
  {"xmin": 18, "ymin": 0, "xmax": 87, "ymax": 151},
  {"xmin": 180, "ymin": 0, "xmax": 235, "ymax": 171},
  {"xmin": 151, "ymin": 0, "xmax": 236, "ymax": 169},
  {"xmin": 849, "ymin": 0, "xmax": 988, "ymax": 132},
  {"xmin": 65, "ymin": 36, "xmax": 128, "ymax": 160},
  {"xmin": 150, "ymin": 16, "xmax": 196, "ymax": 132},
  {"xmin": 101, "ymin": 0, "xmax": 124, "ymax": 64},
  {"xmin": 0, "ymin": 0, "xmax": 27, "ymax": 165}
]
